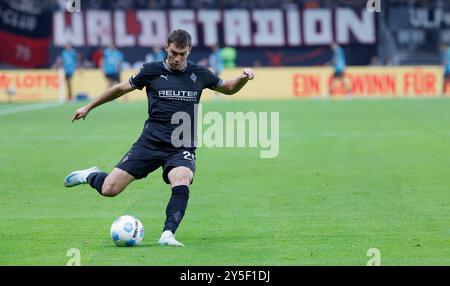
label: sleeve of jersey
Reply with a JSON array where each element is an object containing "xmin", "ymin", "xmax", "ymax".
[
  {"xmin": 129, "ymin": 64, "xmax": 151, "ymax": 90},
  {"xmin": 203, "ymin": 68, "xmax": 223, "ymax": 90}
]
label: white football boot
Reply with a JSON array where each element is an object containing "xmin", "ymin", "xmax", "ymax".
[
  {"xmin": 64, "ymin": 166, "xmax": 102, "ymax": 187},
  {"xmin": 158, "ymin": 230, "xmax": 185, "ymax": 247}
]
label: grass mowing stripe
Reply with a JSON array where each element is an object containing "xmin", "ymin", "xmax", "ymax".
[{"xmin": 0, "ymin": 102, "xmax": 63, "ymax": 117}]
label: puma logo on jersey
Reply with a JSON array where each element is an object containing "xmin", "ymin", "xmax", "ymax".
[{"xmin": 160, "ymin": 75, "xmax": 168, "ymax": 80}]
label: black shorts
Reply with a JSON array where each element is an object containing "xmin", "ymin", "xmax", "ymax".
[
  {"xmin": 105, "ymin": 73, "xmax": 120, "ymax": 82},
  {"xmin": 115, "ymin": 140, "xmax": 196, "ymax": 184},
  {"xmin": 334, "ymin": 71, "xmax": 345, "ymax": 78}
]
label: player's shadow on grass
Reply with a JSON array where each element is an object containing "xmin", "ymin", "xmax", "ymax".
[
  {"xmin": 104, "ymin": 242, "xmax": 161, "ymax": 249},
  {"xmin": 189, "ymin": 234, "xmax": 263, "ymax": 244}
]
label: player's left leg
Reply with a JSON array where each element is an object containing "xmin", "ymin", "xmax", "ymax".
[
  {"xmin": 443, "ymin": 74, "xmax": 450, "ymax": 96},
  {"xmin": 158, "ymin": 166, "xmax": 193, "ymax": 247},
  {"xmin": 65, "ymin": 74, "xmax": 73, "ymax": 101},
  {"xmin": 159, "ymin": 150, "xmax": 196, "ymax": 246},
  {"xmin": 342, "ymin": 75, "xmax": 352, "ymax": 98}
]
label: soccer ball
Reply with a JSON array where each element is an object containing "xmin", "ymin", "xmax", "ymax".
[{"xmin": 110, "ymin": 215, "xmax": 144, "ymax": 247}]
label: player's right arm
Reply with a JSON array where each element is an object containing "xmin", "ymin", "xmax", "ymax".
[{"xmin": 71, "ymin": 81, "xmax": 135, "ymax": 122}]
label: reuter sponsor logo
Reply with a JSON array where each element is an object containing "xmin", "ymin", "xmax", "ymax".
[{"xmin": 158, "ymin": 90, "xmax": 198, "ymax": 101}]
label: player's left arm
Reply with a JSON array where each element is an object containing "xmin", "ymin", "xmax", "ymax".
[{"xmin": 215, "ymin": 68, "xmax": 255, "ymax": 95}]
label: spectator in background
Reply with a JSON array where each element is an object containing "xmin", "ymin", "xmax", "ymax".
[
  {"xmin": 208, "ymin": 44, "xmax": 225, "ymax": 99},
  {"xmin": 370, "ymin": 56, "xmax": 381, "ymax": 66},
  {"xmin": 147, "ymin": 0, "xmax": 168, "ymax": 9},
  {"xmin": 153, "ymin": 47, "xmax": 166, "ymax": 62},
  {"xmin": 53, "ymin": 44, "xmax": 78, "ymax": 102},
  {"xmin": 303, "ymin": 0, "xmax": 321, "ymax": 9},
  {"xmin": 90, "ymin": 46, "xmax": 103, "ymax": 68},
  {"xmin": 328, "ymin": 42, "xmax": 352, "ymax": 97},
  {"xmin": 221, "ymin": 46, "xmax": 237, "ymax": 68},
  {"xmin": 169, "ymin": 0, "xmax": 188, "ymax": 8},
  {"xmin": 101, "ymin": 44, "xmax": 124, "ymax": 89},
  {"xmin": 441, "ymin": 44, "xmax": 450, "ymax": 96},
  {"xmin": 208, "ymin": 44, "xmax": 224, "ymax": 77}
]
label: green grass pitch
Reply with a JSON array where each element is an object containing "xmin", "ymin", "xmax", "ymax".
[{"xmin": 1, "ymin": 98, "xmax": 450, "ymax": 265}]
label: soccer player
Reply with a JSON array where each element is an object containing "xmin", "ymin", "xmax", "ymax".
[
  {"xmin": 152, "ymin": 47, "xmax": 166, "ymax": 62},
  {"xmin": 442, "ymin": 44, "xmax": 450, "ymax": 96},
  {"xmin": 328, "ymin": 43, "xmax": 351, "ymax": 97},
  {"xmin": 208, "ymin": 45, "xmax": 224, "ymax": 99},
  {"xmin": 208, "ymin": 45, "xmax": 224, "ymax": 77},
  {"xmin": 101, "ymin": 44, "xmax": 124, "ymax": 88},
  {"xmin": 54, "ymin": 44, "xmax": 78, "ymax": 101},
  {"xmin": 63, "ymin": 29, "xmax": 255, "ymax": 247}
]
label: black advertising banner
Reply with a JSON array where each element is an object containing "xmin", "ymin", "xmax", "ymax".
[{"xmin": 0, "ymin": 0, "xmax": 52, "ymax": 68}]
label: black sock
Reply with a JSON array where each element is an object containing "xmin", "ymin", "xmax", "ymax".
[
  {"xmin": 163, "ymin": 185, "xmax": 190, "ymax": 234},
  {"xmin": 87, "ymin": 172, "xmax": 108, "ymax": 195}
]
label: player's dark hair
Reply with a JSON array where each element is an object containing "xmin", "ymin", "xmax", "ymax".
[{"xmin": 167, "ymin": 29, "xmax": 192, "ymax": 48}]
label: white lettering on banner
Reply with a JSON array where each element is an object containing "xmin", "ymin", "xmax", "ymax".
[
  {"xmin": 52, "ymin": 8, "xmax": 376, "ymax": 47},
  {"xmin": 286, "ymin": 9, "xmax": 301, "ymax": 46},
  {"xmin": 336, "ymin": 9, "xmax": 375, "ymax": 44},
  {"xmin": 0, "ymin": 8, "xmax": 37, "ymax": 31},
  {"xmin": 170, "ymin": 10, "xmax": 198, "ymax": 46},
  {"xmin": 114, "ymin": 11, "xmax": 135, "ymax": 47},
  {"xmin": 410, "ymin": 8, "xmax": 442, "ymax": 29},
  {"xmin": 0, "ymin": 9, "xmax": 37, "ymax": 31},
  {"xmin": 253, "ymin": 10, "xmax": 284, "ymax": 46},
  {"xmin": 224, "ymin": 10, "xmax": 252, "ymax": 46},
  {"xmin": 15, "ymin": 44, "xmax": 31, "ymax": 61},
  {"xmin": 137, "ymin": 10, "xmax": 167, "ymax": 47},
  {"xmin": 86, "ymin": 10, "xmax": 113, "ymax": 46},
  {"xmin": 303, "ymin": 9, "xmax": 333, "ymax": 45},
  {"xmin": 198, "ymin": 10, "xmax": 221, "ymax": 46},
  {"xmin": 53, "ymin": 12, "xmax": 84, "ymax": 46}
]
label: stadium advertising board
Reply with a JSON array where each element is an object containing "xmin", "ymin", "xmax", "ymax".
[
  {"xmin": 0, "ymin": 70, "xmax": 61, "ymax": 102},
  {"xmin": 292, "ymin": 67, "xmax": 444, "ymax": 98},
  {"xmin": 0, "ymin": 67, "xmax": 446, "ymax": 102}
]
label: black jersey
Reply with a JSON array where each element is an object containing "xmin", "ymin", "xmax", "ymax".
[{"xmin": 129, "ymin": 60, "xmax": 222, "ymax": 150}]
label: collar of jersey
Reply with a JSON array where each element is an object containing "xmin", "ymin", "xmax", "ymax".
[{"xmin": 163, "ymin": 60, "xmax": 188, "ymax": 73}]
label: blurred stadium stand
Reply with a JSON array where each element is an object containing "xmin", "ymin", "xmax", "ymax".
[{"xmin": 0, "ymin": 0, "xmax": 449, "ymax": 68}]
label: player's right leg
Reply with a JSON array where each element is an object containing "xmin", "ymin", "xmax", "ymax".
[
  {"xmin": 98, "ymin": 168, "xmax": 135, "ymax": 197},
  {"xmin": 329, "ymin": 77, "xmax": 336, "ymax": 97},
  {"xmin": 64, "ymin": 166, "xmax": 102, "ymax": 188}
]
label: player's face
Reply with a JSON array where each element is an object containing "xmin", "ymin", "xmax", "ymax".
[{"xmin": 166, "ymin": 43, "xmax": 191, "ymax": 71}]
